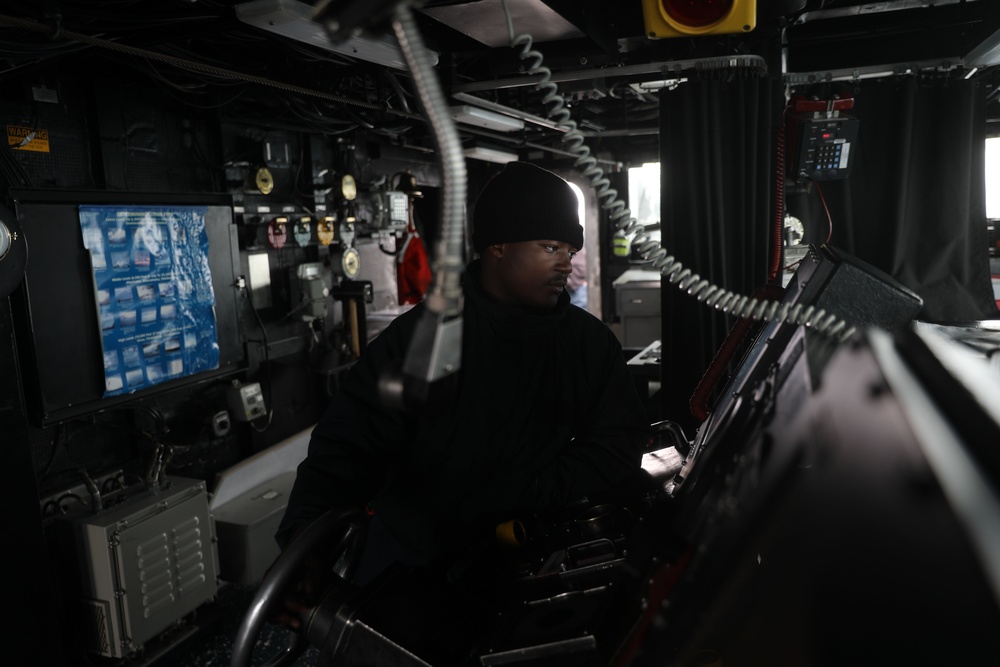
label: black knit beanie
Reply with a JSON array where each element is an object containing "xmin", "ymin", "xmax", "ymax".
[{"xmin": 472, "ymin": 162, "xmax": 583, "ymax": 253}]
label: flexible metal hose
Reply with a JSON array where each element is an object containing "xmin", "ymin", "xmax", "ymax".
[
  {"xmin": 392, "ymin": 4, "xmax": 465, "ymax": 318},
  {"xmin": 500, "ymin": 2, "xmax": 854, "ymax": 341}
]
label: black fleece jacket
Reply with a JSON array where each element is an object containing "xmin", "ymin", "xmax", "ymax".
[{"xmin": 277, "ymin": 260, "xmax": 649, "ymax": 564}]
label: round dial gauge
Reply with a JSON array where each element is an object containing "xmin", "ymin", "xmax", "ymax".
[
  {"xmin": 267, "ymin": 218, "xmax": 287, "ymax": 249},
  {"xmin": 0, "ymin": 220, "xmax": 10, "ymax": 259},
  {"xmin": 255, "ymin": 167, "xmax": 274, "ymax": 195},
  {"xmin": 316, "ymin": 218, "xmax": 335, "ymax": 246},
  {"xmin": 293, "ymin": 218, "xmax": 311, "ymax": 247},
  {"xmin": 341, "ymin": 246, "xmax": 360, "ymax": 278},
  {"xmin": 0, "ymin": 206, "xmax": 27, "ymax": 299}
]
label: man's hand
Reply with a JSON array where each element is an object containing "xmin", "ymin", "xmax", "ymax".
[{"xmin": 266, "ymin": 525, "xmax": 334, "ymax": 630}]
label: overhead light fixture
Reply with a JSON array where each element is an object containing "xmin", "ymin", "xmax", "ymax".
[
  {"xmin": 633, "ymin": 78, "xmax": 687, "ymax": 91},
  {"xmin": 463, "ymin": 145, "xmax": 519, "ymax": 164},
  {"xmin": 418, "ymin": 0, "xmax": 583, "ymax": 48},
  {"xmin": 235, "ymin": 0, "xmax": 437, "ymax": 70},
  {"xmin": 966, "ymin": 25, "xmax": 1000, "ymax": 67},
  {"xmin": 451, "ymin": 106, "xmax": 525, "ymax": 133},
  {"xmin": 452, "ymin": 92, "xmax": 563, "ymax": 133}
]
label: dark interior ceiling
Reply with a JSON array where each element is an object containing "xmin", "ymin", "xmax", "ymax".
[{"xmin": 1, "ymin": 0, "xmax": 999, "ymax": 164}]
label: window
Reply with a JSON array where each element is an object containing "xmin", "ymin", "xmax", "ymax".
[
  {"xmin": 628, "ymin": 162, "xmax": 661, "ymax": 229},
  {"xmin": 987, "ymin": 137, "xmax": 1000, "ymax": 219},
  {"xmin": 567, "ymin": 181, "xmax": 586, "ymax": 230}
]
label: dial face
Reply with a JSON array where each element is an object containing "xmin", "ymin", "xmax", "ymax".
[
  {"xmin": 342, "ymin": 247, "xmax": 360, "ymax": 278},
  {"xmin": 341, "ymin": 174, "xmax": 357, "ymax": 201},
  {"xmin": 338, "ymin": 221, "xmax": 355, "ymax": 247},
  {"xmin": 0, "ymin": 221, "xmax": 10, "ymax": 259},
  {"xmin": 316, "ymin": 219, "xmax": 335, "ymax": 246},
  {"xmin": 267, "ymin": 218, "xmax": 287, "ymax": 249},
  {"xmin": 293, "ymin": 219, "xmax": 311, "ymax": 247},
  {"xmin": 255, "ymin": 167, "xmax": 274, "ymax": 195}
]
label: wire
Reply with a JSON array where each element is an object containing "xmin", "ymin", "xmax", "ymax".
[
  {"xmin": 498, "ymin": 0, "xmax": 856, "ymax": 342},
  {"xmin": 101, "ymin": 472, "xmax": 126, "ymax": 493},
  {"xmin": 240, "ymin": 281, "xmax": 274, "ymax": 432},
  {"xmin": 385, "ymin": 70, "xmax": 412, "ymax": 113},
  {"xmin": 278, "ymin": 295, "xmax": 328, "ymax": 323},
  {"xmin": 809, "ymin": 177, "xmax": 835, "ymax": 245},
  {"xmin": 39, "ymin": 423, "xmax": 65, "ymax": 477},
  {"xmin": 44, "ymin": 492, "xmax": 84, "ymax": 517}
]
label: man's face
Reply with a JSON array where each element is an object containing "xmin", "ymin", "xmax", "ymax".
[{"xmin": 483, "ymin": 240, "xmax": 578, "ymax": 309}]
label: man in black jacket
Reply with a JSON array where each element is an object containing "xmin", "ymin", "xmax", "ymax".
[{"xmin": 276, "ymin": 162, "xmax": 649, "ymax": 605}]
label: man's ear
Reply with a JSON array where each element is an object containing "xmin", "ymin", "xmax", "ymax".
[{"xmin": 487, "ymin": 243, "xmax": 505, "ymax": 258}]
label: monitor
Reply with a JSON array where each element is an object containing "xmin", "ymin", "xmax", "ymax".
[{"xmin": 10, "ymin": 190, "xmax": 245, "ymax": 425}]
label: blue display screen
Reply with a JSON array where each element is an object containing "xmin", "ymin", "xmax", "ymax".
[{"xmin": 79, "ymin": 205, "xmax": 221, "ymax": 397}]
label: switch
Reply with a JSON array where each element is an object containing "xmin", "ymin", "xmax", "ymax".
[{"xmin": 227, "ymin": 382, "xmax": 267, "ymax": 422}]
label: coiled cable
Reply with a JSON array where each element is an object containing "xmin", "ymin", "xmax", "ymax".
[
  {"xmin": 498, "ymin": 1, "xmax": 854, "ymax": 342},
  {"xmin": 771, "ymin": 106, "xmax": 789, "ymax": 282}
]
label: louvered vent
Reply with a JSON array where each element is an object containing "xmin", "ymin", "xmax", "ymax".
[
  {"xmin": 132, "ymin": 514, "xmax": 208, "ymax": 620},
  {"xmin": 81, "ymin": 599, "xmax": 112, "ymax": 656},
  {"xmin": 173, "ymin": 515, "xmax": 208, "ymax": 597}
]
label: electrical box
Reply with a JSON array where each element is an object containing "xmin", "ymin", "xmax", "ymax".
[
  {"xmin": 788, "ymin": 114, "xmax": 860, "ymax": 182},
  {"xmin": 293, "ymin": 261, "xmax": 329, "ymax": 321},
  {"xmin": 387, "ymin": 191, "xmax": 409, "ymax": 229},
  {"xmin": 57, "ymin": 477, "xmax": 219, "ymax": 658},
  {"xmin": 213, "ymin": 471, "xmax": 297, "ymax": 585},
  {"xmin": 614, "ymin": 269, "xmax": 662, "ymax": 349},
  {"xmin": 227, "ymin": 381, "xmax": 267, "ymax": 422},
  {"xmin": 247, "ymin": 252, "xmax": 273, "ymax": 309}
]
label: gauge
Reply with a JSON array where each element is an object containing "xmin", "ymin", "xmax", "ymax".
[
  {"xmin": 339, "ymin": 220, "xmax": 355, "ymax": 247},
  {"xmin": 341, "ymin": 174, "xmax": 357, "ymax": 201},
  {"xmin": 0, "ymin": 220, "xmax": 10, "ymax": 259},
  {"xmin": 255, "ymin": 167, "xmax": 274, "ymax": 195},
  {"xmin": 293, "ymin": 217, "xmax": 311, "ymax": 247},
  {"xmin": 267, "ymin": 217, "xmax": 287, "ymax": 249},
  {"xmin": 0, "ymin": 204, "xmax": 27, "ymax": 299},
  {"xmin": 341, "ymin": 246, "xmax": 360, "ymax": 278},
  {"xmin": 331, "ymin": 246, "xmax": 361, "ymax": 279},
  {"xmin": 316, "ymin": 217, "xmax": 335, "ymax": 246}
]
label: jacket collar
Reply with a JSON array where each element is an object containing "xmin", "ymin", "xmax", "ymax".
[{"xmin": 464, "ymin": 259, "xmax": 569, "ymax": 338}]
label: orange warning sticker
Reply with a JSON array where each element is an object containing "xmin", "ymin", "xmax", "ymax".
[{"xmin": 7, "ymin": 125, "xmax": 50, "ymax": 152}]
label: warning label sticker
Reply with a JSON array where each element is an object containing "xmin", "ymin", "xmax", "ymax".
[{"xmin": 7, "ymin": 125, "xmax": 50, "ymax": 153}]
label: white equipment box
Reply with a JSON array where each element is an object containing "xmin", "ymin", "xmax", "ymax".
[
  {"xmin": 213, "ymin": 470, "xmax": 296, "ymax": 585},
  {"xmin": 60, "ymin": 477, "xmax": 219, "ymax": 658}
]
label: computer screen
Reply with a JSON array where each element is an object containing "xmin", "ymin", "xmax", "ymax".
[
  {"xmin": 11, "ymin": 190, "xmax": 245, "ymax": 425},
  {"xmin": 689, "ymin": 244, "xmax": 923, "ymax": 475}
]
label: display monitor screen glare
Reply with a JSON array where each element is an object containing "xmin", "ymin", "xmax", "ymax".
[{"xmin": 11, "ymin": 190, "xmax": 245, "ymax": 425}]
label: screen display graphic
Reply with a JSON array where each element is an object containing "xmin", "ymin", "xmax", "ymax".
[{"xmin": 79, "ymin": 205, "xmax": 220, "ymax": 397}]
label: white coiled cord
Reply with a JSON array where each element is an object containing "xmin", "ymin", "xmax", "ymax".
[{"xmin": 498, "ymin": 1, "xmax": 855, "ymax": 341}]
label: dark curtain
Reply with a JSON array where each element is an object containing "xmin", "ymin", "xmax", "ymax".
[
  {"xmin": 790, "ymin": 76, "xmax": 996, "ymax": 322},
  {"xmin": 659, "ymin": 77, "xmax": 782, "ymax": 434}
]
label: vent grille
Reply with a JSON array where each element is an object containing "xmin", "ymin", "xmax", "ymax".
[
  {"xmin": 81, "ymin": 599, "xmax": 112, "ymax": 656},
  {"xmin": 174, "ymin": 515, "xmax": 208, "ymax": 596},
  {"xmin": 131, "ymin": 514, "xmax": 209, "ymax": 620}
]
